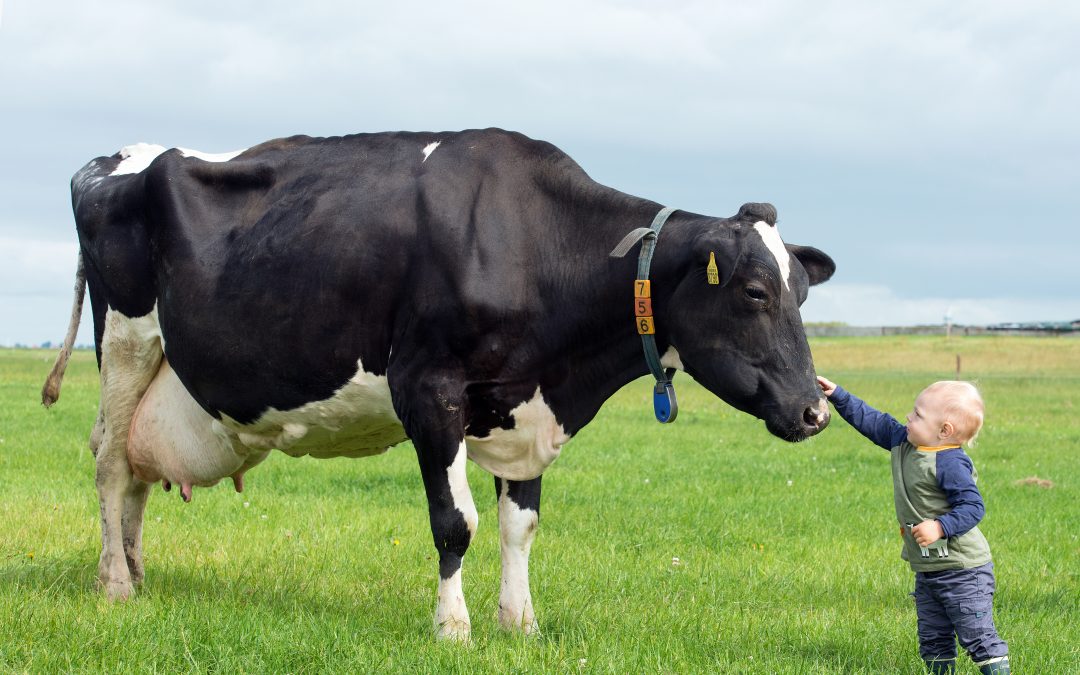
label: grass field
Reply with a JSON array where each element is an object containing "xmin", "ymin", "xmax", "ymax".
[{"xmin": 1, "ymin": 336, "xmax": 1078, "ymax": 673}]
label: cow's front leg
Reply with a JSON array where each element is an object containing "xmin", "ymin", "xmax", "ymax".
[
  {"xmin": 495, "ymin": 476, "xmax": 542, "ymax": 634},
  {"xmin": 415, "ymin": 436, "xmax": 478, "ymax": 641}
]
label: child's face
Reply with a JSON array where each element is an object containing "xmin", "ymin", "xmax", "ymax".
[{"xmin": 905, "ymin": 388, "xmax": 947, "ymax": 446}]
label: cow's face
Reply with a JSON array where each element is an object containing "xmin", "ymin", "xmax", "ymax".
[{"xmin": 666, "ymin": 203, "xmax": 834, "ymax": 441}]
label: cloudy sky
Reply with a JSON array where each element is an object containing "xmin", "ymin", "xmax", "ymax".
[{"xmin": 1, "ymin": 1, "xmax": 1077, "ymax": 345}]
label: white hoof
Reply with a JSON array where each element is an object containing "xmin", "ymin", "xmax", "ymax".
[
  {"xmin": 101, "ymin": 578, "xmax": 135, "ymax": 602},
  {"xmin": 499, "ymin": 612, "xmax": 540, "ymax": 636},
  {"xmin": 435, "ymin": 617, "xmax": 472, "ymax": 642}
]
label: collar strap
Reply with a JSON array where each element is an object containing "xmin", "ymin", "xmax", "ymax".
[{"xmin": 610, "ymin": 206, "xmax": 679, "ymax": 423}]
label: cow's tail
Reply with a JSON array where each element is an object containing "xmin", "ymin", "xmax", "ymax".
[{"xmin": 42, "ymin": 251, "xmax": 87, "ymax": 408}]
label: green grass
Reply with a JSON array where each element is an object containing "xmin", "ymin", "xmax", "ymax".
[{"xmin": 1, "ymin": 337, "xmax": 1078, "ymax": 673}]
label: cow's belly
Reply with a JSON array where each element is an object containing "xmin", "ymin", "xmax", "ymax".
[
  {"xmin": 218, "ymin": 364, "xmax": 409, "ymax": 459},
  {"xmin": 464, "ymin": 388, "xmax": 570, "ymax": 481},
  {"xmin": 150, "ymin": 356, "xmax": 566, "ymax": 477}
]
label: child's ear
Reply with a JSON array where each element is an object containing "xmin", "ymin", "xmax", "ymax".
[{"xmin": 940, "ymin": 421, "xmax": 955, "ymax": 439}]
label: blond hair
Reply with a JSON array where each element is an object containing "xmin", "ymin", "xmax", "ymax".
[{"xmin": 923, "ymin": 381, "xmax": 985, "ymax": 447}]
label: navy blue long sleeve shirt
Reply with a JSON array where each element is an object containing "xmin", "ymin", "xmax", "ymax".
[{"xmin": 829, "ymin": 386, "xmax": 991, "ymax": 570}]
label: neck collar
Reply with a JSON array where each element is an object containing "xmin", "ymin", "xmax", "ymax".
[
  {"xmin": 610, "ymin": 206, "xmax": 679, "ymax": 423},
  {"xmin": 917, "ymin": 444, "xmax": 961, "ymax": 453}
]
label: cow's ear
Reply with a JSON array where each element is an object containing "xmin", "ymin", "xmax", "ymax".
[
  {"xmin": 786, "ymin": 244, "xmax": 835, "ymax": 286},
  {"xmin": 693, "ymin": 230, "xmax": 743, "ymax": 288}
]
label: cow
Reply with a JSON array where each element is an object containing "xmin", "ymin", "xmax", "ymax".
[{"xmin": 43, "ymin": 128, "xmax": 834, "ymax": 640}]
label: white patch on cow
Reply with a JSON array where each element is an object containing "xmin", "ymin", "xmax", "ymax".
[
  {"xmin": 753, "ymin": 220, "xmax": 791, "ymax": 290},
  {"xmin": 497, "ymin": 479, "xmax": 539, "ymax": 633},
  {"xmin": 449, "ymin": 441, "xmax": 479, "ymax": 537},
  {"xmin": 178, "ymin": 147, "xmax": 247, "ymax": 163},
  {"xmin": 111, "ymin": 143, "xmax": 168, "ymax": 176},
  {"xmin": 660, "ymin": 347, "xmax": 684, "ymax": 371},
  {"xmin": 434, "ymin": 567, "xmax": 471, "ymax": 640},
  {"xmin": 422, "ymin": 141, "xmax": 441, "ymax": 162},
  {"xmin": 104, "ymin": 304, "xmax": 163, "ymax": 350},
  {"xmin": 465, "ymin": 387, "xmax": 569, "ymax": 481},
  {"xmin": 218, "ymin": 360, "xmax": 407, "ymax": 458},
  {"xmin": 97, "ymin": 304, "xmax": 165, "ymax": 449}
]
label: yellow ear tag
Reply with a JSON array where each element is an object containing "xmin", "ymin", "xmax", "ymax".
[{"xmin": 706, "ymin": 251, "xmax": 719, "ymax": 285}]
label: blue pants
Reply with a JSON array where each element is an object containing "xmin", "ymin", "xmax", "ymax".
[{"xmin": 913, "ymin": 562, "xmax": 1009, "ymax": 663}]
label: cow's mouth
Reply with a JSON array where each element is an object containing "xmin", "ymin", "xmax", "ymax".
[{"xmin": 765, "ymin": 399, "xmax": 830, "ymax": 441}]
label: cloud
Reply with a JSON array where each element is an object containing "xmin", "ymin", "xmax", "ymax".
[
  {"xmin": 0, "ymin": 236, "xmax": 80, "ymax": 295},
  {"xmin": 1, "ymin": 1, "xmax": 1078, "ymax": 343},
  {"xmin": 801, "ymin": 282, "xmax": 1080, "ymax": 327},
  {"xmin": 0, "ymin": 237, "xmax": 92, "ymax": 346}
]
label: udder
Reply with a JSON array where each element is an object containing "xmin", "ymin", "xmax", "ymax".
[{"xmin": 127, "ymin": 359, "xmax": 269, "ymax": 501}]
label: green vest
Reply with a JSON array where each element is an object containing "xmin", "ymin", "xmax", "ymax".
[{"xmin": 891, "ymin": 442, "xmax": 992, "ymax": 572}]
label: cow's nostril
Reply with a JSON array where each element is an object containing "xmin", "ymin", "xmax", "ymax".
[{"xmin": 803, "ymin": 404, "xmax": 829, "ymax": 430}]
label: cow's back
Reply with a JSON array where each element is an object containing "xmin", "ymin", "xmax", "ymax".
[{"xmin": 74, "ymin": 129, "xmax": 588, "ymax": 426}]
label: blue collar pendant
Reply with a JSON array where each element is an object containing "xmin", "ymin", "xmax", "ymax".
[{"xmin": 654, "ymin": 379, "xmax": 678, "ymax": 423}]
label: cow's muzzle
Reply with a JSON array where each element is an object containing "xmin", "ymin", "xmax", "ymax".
[{"xmin": 800, "ymin": 398, "xmax": 830, "ymax": 437}]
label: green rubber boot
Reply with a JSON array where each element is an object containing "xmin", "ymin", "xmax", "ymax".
[
  {"xmin": 978, "ymin": 657, "xmax": 1010, "ymax": 674},
  {"xmin": 925, "ymin": 659, "xmax": 956, "ymax": 674}
]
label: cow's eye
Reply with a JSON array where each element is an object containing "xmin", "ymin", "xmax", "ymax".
[{"xmin": 744, "ymin": 284, "xmax": 770, "ymax": 305}]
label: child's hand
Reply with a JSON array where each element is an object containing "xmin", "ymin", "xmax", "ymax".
[
  {"xmin": 816, "ymin": 376, "xmax": 837, "ymax": 397},
  {"xmin": 911, "ymin": 520, "xmax": 944, "ymax": 547}
]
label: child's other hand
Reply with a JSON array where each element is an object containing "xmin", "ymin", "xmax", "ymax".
[
  {"xmin": 816, "ymin": 376, "xmax": 837, "ymax": 397},
  {"xmin": 911, "ymin": 520, "xmax": 944, "ymax": 547}
]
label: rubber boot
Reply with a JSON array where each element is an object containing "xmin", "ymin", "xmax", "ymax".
[
  {"xmin": 925, "ymin": 659, "xmax": 956, "ymax": 674},
  {"xmin": 978, "ymin": 657, "xmax": 1010, "ymax": 674}
]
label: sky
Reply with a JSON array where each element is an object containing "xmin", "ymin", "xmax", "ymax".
[{"xmin": 1, "ymin": 1, "xmax": 1078, "ymax": 345}]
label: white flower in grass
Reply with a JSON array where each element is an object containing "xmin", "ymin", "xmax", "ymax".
[{"xmin": 671, "ymin": 556, "xmax": 682, "ymax": 567}]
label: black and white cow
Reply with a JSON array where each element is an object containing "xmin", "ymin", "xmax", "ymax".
[{"xmin": 44, "ymin": 128, "xmax": 834, "ymax": 640}]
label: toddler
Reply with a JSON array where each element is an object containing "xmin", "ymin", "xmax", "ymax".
[{"xmin": 817, "ymin": 376, "xmax": 1010, "ymax": 675}]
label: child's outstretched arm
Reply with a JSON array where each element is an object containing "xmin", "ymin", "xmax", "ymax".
[{"xmin": 817, "ymin": 376, "xmax": 908, "ymax": 450}]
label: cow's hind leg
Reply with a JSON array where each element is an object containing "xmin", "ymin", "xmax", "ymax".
[
  {"xmin": 88, "ymin": 401, "xmax": 150, "ymax": 584},
  {"xmin": 495, "ymin": 476, "xmax": 542, "ymax": 634},
  {"xmin": 95, "ymin": 311, "xmax": 162, "ymax": 600},
  {"xmin": 121, "ymin": 481, "xmax": 151, "ymax": 583}
]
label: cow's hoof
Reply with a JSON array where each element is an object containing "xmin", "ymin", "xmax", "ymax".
[
  {"xmin": 505, "ymin": 620, "xmax": 540, "ymax": 637},
  {"xmin": 499, "ymin": 616, "xmax": 540, "ymax": 636},
  {"xmin": 101, "ymin": 578, "xmax": 135, "ymax": 602},
  {"xmin": 435, "ymin": 618, "xmax": 471, "ymax": 642}
]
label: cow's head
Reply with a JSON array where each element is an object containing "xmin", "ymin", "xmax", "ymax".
[{"xmin": 664, "ymin": 203, "xmax": 834, "ymax": 441}]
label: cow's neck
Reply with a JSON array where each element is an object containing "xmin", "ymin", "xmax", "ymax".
[{"xmin": 538, "ymin": 183, "xmax": 704, "ymax": 433}]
